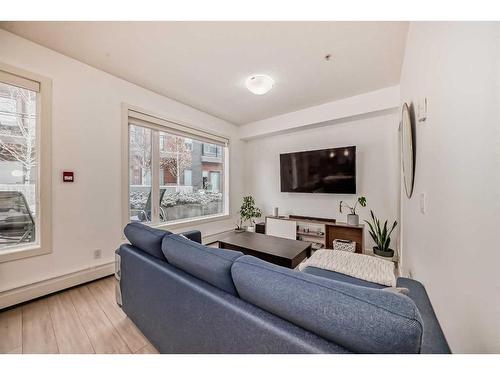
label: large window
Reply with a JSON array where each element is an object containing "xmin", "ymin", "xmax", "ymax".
[
  {"xmin": 0, "ymin": 64, "xmax": 51, "ymax": 262},
  {"xmin": 125, "ymin": 108, "xmax": 229, "ymax": 226}
]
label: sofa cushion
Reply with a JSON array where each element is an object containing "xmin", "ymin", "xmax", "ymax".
[
  {"xmin": 178, "ymin": 230, "xmax": 202, "ymax": 244},
  {"xmin": 124, "ymin": 222, "xmax": 171, "ymax": 260},
  {"xmin": 162, "ymin": 234, "xmax": 243, "ymax": 296},
  {"xmin": 231, "ymin": 255, "xmax": 423, "ymax": 354}
]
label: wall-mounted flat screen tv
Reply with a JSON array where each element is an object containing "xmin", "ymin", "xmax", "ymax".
[{"xmin": 280, "ymin": 146, "xmax": 356, "ymax": 194}]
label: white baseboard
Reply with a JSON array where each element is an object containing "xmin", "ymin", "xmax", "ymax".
[{"xmin": 0, "ymin": 262, "xmax": 115, "ymax": 310}]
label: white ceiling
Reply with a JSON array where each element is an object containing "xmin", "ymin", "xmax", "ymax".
[{"xmin": 0, "ymin": 21, "xmax": 409, "ymax": 125}]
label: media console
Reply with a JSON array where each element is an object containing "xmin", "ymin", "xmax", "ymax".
[{"xmin": 265, "ymin": 215, "xmax": 365, "ymax": 253}]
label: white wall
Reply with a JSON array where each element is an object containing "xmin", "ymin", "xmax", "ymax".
[
  {"xmin": 244, "ymin": 111, "xmax": 400, "ymax": 250},
  {"xmin": 400, "ymin": 22, "xmax": 500, "ymax": 353},
  {"xmin": 239, "ymin": 86, "xmax": 400, "ymax": 140},
  {"xmin": 0, "ymin": 30, "xmax": 243, "ymax": 293}
]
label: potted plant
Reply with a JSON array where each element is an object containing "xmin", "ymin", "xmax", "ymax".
[
  {"xmin": 364, "ymin": 210, "xmax": 398, "ymax": 258},
  {"xmin": 239, "ymin": 196, "xmax": 262, "ymax": 232},
  {"xmin": 339, "ymin": 196, "xmax": 366, "ymax": 226}
]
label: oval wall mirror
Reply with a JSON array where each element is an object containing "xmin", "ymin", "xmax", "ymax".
[{"xmin": 400, "ymin": 103, "xmax": 415, "ymax": 198}]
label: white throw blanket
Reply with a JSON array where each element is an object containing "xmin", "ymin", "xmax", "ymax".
[{"xmin": 299, "ymin": 249, "xmax": 396, "ymax": 287}]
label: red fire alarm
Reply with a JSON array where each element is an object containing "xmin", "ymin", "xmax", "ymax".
[{"xmin": 63, "ymin": 171, "xmax": 74, "ymax": 182}]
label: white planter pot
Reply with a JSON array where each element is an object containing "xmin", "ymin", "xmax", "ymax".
[
  {"xmin": 246, "ymin": 226, "xmax": 256, "ymax": 232},
  {"xmin": 347, "ymin": 214, "xmax": 359, "ymax": 226}
]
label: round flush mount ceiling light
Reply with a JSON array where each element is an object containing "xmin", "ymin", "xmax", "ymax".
[{"xmin": 245, "ymin": 74, "xmax": 274, "ymax": 95}]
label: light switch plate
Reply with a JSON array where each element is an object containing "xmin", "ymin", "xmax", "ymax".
[
  {"xmin": 420, "ymin": 193, "xmax": 426, "ymax": 214},
  {"xmin": 417, "ymin": 98, "xmax": 427, "ymax": 123}
]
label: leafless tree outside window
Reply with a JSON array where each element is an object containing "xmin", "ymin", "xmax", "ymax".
[{"xmin": 160, "ymin": 134, "xmax": 192, "ymax": 187}]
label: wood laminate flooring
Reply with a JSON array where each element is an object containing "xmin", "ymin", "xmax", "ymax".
[{"xmin": 0, "ymin": 276, "xmax": 158, "ymax": 354}]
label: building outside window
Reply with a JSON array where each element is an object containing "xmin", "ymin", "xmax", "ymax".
[{"xmin": 202, "ymin": 143, "xmax": 221, "ymax": 158}]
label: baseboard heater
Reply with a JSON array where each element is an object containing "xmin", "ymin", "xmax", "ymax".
[{"xmin": 0, "ymin": 262, "xmax": 114, "ymax": 310}]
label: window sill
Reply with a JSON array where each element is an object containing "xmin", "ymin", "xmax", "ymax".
[
  {"xmin": 0, "ymin": 244, "xmax": 52, "ymax": 264},
  {"xmin": 152, "ymin": 213, "xmax": 231, "ymax": 231}
]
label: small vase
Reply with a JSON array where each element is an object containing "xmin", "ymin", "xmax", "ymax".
[
  {"xmin": 246, "ymin": 226, "xmax": 255, "ymax": 233},
  {"xmin": 347, "ymin": 214, "xmax": 359, "ymax": 226}
]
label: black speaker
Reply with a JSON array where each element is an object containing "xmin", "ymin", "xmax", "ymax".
[{"xmin": 255, "ymin": 222, "xmax": 266, "ymax": 234}]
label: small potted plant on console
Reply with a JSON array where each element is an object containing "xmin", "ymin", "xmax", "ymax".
[
  {"xmin": 239, "ymin": 196, "xmax": 262, "ymax": 232},
  {"xmin": 365, "ymin": 210, "xmax": 398, "ymax": 258},
  {"xmin": 339, "ymin": 196, "xmax": 366, "ymax": 226}
]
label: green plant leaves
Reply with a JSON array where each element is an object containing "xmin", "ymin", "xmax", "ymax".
[
  {"xmin": 239, "ymin": 196, "xmax": 262, "ymax": 224},
  {"xmin": 364, "ymin": 210, "xmax": 397, "ymax": 252},
  {"xmin": 358, "ymin": 196, "xmax": 367, "ymax": 207},
  {"xmin": 342, "ymin": 196, "xmax": 367, "ymax": 215}
]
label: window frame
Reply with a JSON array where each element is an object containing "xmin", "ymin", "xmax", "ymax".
[
  {"xmin": 0, "ymin": 62, "xmax": 52, "ymax": 263},
  {"xmin": 121, "ymin": 104, "xmax": 230, "ymax": 231}
]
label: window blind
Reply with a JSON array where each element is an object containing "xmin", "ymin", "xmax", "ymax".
[
  {"xmin": 0, "ymin": 70, "xmax": 40, "ymax": 92},
  {"xmin": 128, "ymin": 109, "xmax": 229, "ymax": 147}
]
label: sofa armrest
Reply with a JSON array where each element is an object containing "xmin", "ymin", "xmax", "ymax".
[
  {"xmin": 114, "ymin": 248, "xmax": 123, "ymax": 307},
  {"xmin": 397, "ymin": 278, "xmax": 451, "ymax": 353},
  {"xmin": 179, "ymin": 230, "xmax": 202, "ymax": 244}
]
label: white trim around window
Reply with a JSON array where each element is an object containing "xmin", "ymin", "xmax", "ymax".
[
  {"xmin": 121, "ymin": 103, "xmax": 230, "ymax": 231},
  {"xmin": 0, "ymin": 62, "xmax": 52, "ymax": 263}
]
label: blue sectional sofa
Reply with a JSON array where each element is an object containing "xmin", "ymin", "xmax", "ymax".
[{"xmin": 116, "ymin": 222, "xmax": 450, "ymax": 354}]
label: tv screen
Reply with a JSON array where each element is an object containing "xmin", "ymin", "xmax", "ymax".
[{"xmin": 280, "ymin": 146, "xmax": 356, "ymax": 194}]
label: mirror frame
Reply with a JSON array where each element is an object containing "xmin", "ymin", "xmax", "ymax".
[{"xmin": 400, "ymin": 102, "xmax": 416, "ymax": 198}]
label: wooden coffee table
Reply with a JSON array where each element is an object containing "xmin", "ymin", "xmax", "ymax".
[{"xmin": 217, "ymin": 231, "xmax": 311, "ymax": 269}]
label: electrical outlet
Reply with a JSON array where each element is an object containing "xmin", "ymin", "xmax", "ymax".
[{"xmin": 93, "ymin": 249, "xmax": 102, "ymax": 259}]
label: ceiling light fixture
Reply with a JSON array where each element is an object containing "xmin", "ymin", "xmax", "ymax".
[{"xmin": 245, "ymin": 74, "xmax": 274, "ymax": 95}]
